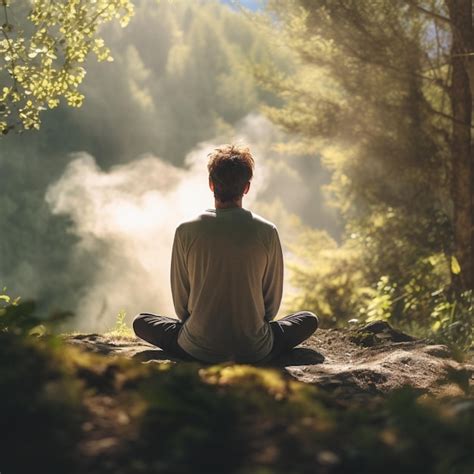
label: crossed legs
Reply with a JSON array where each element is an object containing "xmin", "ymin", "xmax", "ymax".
[{"xmin": 133, "ymin": 311, "xmax": 319, "ymax": 363}]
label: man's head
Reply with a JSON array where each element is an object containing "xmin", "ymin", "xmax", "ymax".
[{"xmin": 207, "ymin": 144, "xmax": 255, "ymax": 204}]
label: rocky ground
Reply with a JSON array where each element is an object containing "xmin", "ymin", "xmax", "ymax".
[{"xmin": 65, "ymin": 321, "xmax": 473, "ymax": 399}]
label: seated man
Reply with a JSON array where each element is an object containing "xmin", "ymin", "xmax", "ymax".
[{"xmin": 133, "ymin": 144, "xmax": 318, "ymax": 363}]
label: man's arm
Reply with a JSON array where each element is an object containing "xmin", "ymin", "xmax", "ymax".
[
  {"xmin": 170, "ymin": 226, "xmax": 190, "ymax": 322},
  {"xmin": 262, "ymin": 226, "xmax": 284, "ymax": 321}
]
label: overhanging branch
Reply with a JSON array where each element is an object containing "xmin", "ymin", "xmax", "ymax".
[{"xmin": 404, "ymin": 0, "xmax": 452, "ymax": 25}]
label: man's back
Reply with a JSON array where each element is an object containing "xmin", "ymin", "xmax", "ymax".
[
  {"xmin": 171, "ymin": 207, "xmax": 284, "ymax": 363},
  {"xmin": 133, "ymin": 144, "xmax": 317, "ymax": 364}
]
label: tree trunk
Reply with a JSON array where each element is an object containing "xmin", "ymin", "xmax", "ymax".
[{"xmin": 446, "ymin": 0, "xmax": 473, "ymax": 291}]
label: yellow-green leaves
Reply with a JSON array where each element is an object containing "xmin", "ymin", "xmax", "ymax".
[
  {"xmin": 450, "ymin": 256, "xmax": 461, "ymax": 275},
  {"xmin": 0, "ymin": 0, "xmax": 135, "ymax": 134},
  {"xmin": 431, "ymin": 320, "xmax": 441, "ymax": 332}
]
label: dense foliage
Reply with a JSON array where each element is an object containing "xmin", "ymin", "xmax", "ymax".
[{"xmin": 256, "ymin": 0, "xmax": 473, "ymax": 349}]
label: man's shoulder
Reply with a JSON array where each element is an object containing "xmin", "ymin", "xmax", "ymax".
[
  {"xmin": 247, "ymin": 210, "xmax": 277, "ymax": 232},
  {"xmin": 176, "ymin": 210, "xmax": 215, "ymax": 231},
  {"xmin": 179, "ymin": 208, "xmax": 276, "ymax": 225}
]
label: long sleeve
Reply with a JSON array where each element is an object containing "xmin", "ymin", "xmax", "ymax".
[
  {"xmin": 262, "ymin": 227, "xmax": 284, "ymax": 321},
  {"xmin": 170, "ymin": 226, "xmax": 190, "ymax": 322}
]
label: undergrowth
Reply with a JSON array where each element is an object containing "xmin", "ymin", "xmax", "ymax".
[{"xmin": 105, "ymin": 309, "xmax": 134, "ymax": 339}]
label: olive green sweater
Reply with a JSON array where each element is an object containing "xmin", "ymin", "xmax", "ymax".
[{"xmin": 170, "ymin": 207, "xmax": 284, "ymax": 363}]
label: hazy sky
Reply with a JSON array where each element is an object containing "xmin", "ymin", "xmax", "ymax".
[{"xmin": 220, "ymin": 0, "xmax": 263, "ymax": 11}]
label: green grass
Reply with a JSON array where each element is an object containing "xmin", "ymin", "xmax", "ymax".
[{"xmin": 104, "ymin": 309, "xmax": 134, "ymax": 339}]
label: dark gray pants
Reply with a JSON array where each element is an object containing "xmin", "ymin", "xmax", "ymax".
[{"xmin": 132, "ymin": 311, "xmax": 319, "ymax": 363}]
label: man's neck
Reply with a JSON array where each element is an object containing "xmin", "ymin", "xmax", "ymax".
[{"xmin": 214, "ymin": 198, "xmax": 243, "ymax": 209}]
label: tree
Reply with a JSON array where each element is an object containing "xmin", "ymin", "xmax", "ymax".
[
  {"xmin": 445, "ymin": 0, "xmax": 473, "ymax": 290},
  {"xmin": 0, "ymin": 0, "xmax": 134, "ymax": 134},
  {"xmin": 257, "ymin": 0, "xmax": 473, "ymax": 330}
]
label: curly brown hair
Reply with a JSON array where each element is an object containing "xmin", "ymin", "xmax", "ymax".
[{"xmin": 207, "ymin": 144, "xmax": 255, "ymax": 202}]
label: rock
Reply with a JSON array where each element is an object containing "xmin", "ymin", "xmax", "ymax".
[
  {"xmin": 421, "ymin": 345, "xmax": 452, "ymax": 359},
  {"xmin": 351, "ymin": 320, "xmax": 416, "ymax": 347}
]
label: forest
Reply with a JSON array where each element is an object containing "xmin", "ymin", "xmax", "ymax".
[{"xmin": 0, "ymin": 1, "xmax": 473, "ymax": 473}]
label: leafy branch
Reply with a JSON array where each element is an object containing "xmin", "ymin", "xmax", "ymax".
[{"xmin": 0, "ymin": 0, "xmax": 135, "ymax": 134}]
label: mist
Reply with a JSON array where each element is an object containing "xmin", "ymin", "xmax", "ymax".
[{"xmin": 45, "ymin": 114, "xmax": 318, "ymax": 331}]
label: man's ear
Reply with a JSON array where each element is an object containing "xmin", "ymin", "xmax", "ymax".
[
  {"xmin": 243, "ymin": 181, "xmax": 250, "ymax": 195},
  {"xmin": 209, "ymin": 177, "xmax": 214, "ymax": 192}
]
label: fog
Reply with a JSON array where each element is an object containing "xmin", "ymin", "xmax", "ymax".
[{"xmin": 46, "ymin": 115, "xmax": 278, "ymax": 330}]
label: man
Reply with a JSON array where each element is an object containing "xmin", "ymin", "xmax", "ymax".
[{"xmin": 133, "ymin": 144, "xmax": 318, "ymax": 363}]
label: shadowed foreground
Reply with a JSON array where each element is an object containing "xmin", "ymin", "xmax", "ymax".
[{"xmin": 1, "ymin": 322, "xmax": 473, "ymax": 474}]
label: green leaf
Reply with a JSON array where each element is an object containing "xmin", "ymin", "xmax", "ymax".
[
  {"xmin": 450, "ymin": 256, "xmax": 461, "ymax": 275},
  {"xmin": 29, "ymin": 324, "xmax": 46, "ymax": 337},
  {"xmin": 431, "ymin": 320, "xmax": 441, "ymax": 332}
]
